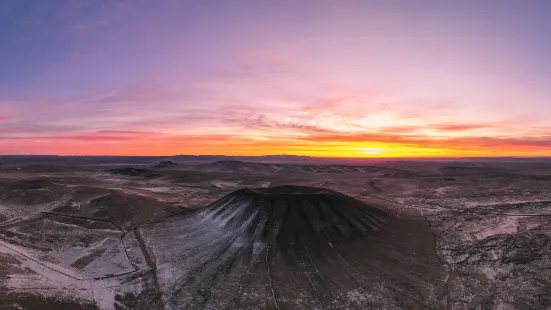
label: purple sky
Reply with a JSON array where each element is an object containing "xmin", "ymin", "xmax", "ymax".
[{"xmin": 2, "ymin": 0, "xmax": 551, "ymax": 156}]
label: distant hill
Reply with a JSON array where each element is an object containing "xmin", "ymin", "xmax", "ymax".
[{"xmin": 2, "ymin": 154, "xmax": 551, "ymax": 167}]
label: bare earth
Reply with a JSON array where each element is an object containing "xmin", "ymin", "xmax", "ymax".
[{"xmin": 0, "ymin": 155, "xmax": 550, "ymax": 309}]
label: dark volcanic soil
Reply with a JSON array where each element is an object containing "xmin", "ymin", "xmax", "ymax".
[
  {"xmin": 204, "ymin": 185, "xmax": 388, "ymax": 258},
  {"xmin": 143, "ymin": 185, "xmax": 447, "ymax": 309}
]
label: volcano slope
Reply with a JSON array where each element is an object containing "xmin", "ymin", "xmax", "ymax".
[{"xmin": 142, "ymin": 185, "xmax": 447, "ymax": 309}]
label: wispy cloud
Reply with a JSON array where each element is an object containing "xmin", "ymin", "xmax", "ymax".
[
  {"xmin": 3, "ymin": 126, "xmax": 551, "ymax": 157},
  {"xmin": 2, "ymin": 52, "xmax": 551, "ymax": 156}
]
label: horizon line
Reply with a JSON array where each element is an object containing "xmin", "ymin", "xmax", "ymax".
[{"xmin": 2, "ymin": 154, "xmax": 551, "ymax": 160}]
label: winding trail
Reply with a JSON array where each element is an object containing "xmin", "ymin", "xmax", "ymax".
[
  {"xmin": 134, "ymin": 227, "xmax": 165, "ymax": 310},
  {"xmin": 0, "ymin": 207, "xmax": 154, "ymax": 309}
]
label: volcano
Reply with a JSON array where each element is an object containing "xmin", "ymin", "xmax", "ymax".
[{"xmin": 142, "ymin": 186, "xmax": 446, "ymax": 309}]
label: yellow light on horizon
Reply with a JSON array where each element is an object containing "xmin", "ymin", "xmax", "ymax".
[{"xmin": 361, "ymin": 147, "xmax": 384, "ymax": 155}]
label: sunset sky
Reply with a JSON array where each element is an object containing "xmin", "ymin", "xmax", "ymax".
[{"xmin": 2, "ymin": 0, "xmax": 551, "ymax": 157}]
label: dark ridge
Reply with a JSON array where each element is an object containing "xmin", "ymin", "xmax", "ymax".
[
  {"xmin": 205, "ymin": 160, "xmax": 250, "ymax": 167},
  {"xmin": 107, "ymin": 167, "xmax": 151, "ymax": 176},
  {"xmin": 153, "ymin": 160, "xmax": 178, "ymax": 168},
  {"xmin": 8, "ymin": 179, "xmax": 50, "ymax": 190},
  {"xmin": 198, "ymin": 160, "xmax": 265, "ymax": 171},
  {"xmin": 529, "ymin": 175, "xmax": 551, "ymax": 180}
]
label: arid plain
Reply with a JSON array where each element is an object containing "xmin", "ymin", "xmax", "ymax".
[{"xmin": 1, "ymin": 156, "xmax": 550, "ymax": 310}]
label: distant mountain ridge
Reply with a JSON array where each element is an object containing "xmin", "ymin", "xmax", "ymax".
[{"xmin": 2, "ymin": 154, "xmax": 551, "ymax": 167}]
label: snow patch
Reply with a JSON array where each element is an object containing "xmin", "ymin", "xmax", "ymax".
[
  {"xmin": 473, "ymin": 217, "xmax": 519, "ymax": 240},
  {"xmin": 211, "ymin": 180, "xmax": 241, "ymax": 188}
]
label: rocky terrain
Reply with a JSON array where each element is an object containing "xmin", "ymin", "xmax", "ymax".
[{"xmin": 0, "ymin": 156, "xmax": 550, "ymax": 309}]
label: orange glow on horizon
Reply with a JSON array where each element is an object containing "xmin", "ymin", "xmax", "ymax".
[{"xmin": 3, "ymin": 133, "xmax": 551, "ymax": 158}]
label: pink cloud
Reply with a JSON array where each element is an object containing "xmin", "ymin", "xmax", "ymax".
[
  {"xmin": 0, "ymin": 131, "xmax": 161, "ymax": 142},
  {"xmin": 2, "ymin": 126, "xmax": 551, "ymax": 156}
]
